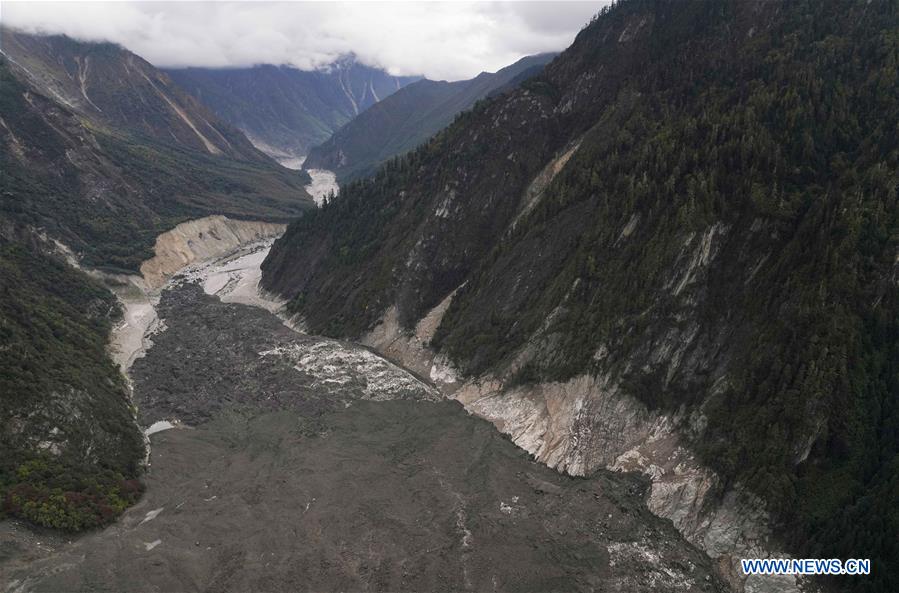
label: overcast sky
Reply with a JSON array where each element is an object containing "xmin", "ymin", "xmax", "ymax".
[{"xmin": 2, "ymin": 2, "xmax": 605, "ymax": 81}]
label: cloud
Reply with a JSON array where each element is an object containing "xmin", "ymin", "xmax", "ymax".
[{"xmin": 1, "ymin": 1, "xmax": 606, "ymax": 81}]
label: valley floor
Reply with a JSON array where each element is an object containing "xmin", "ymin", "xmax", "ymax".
[
  {"xmin": 0, "ymin": 239, "xmax": 724, "ymax": 593},
  {"xmin": 274, "ymin": 155, "xmax": 339, "ymax": 207}
]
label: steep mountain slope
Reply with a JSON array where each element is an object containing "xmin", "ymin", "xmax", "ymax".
[
  {"xmin": 1, "ymin": 30, "xmax": 314, "ymax": 271},
  {"xmin": 166, "ymin": 58, "xmax": 419, "ymax": 159},
  {"xmin": 304, "ymin": 53, "xmax": 556, "ymax": 181},
  {"xmin": 0, "ymin": 224, "xmax": 145, "ymax": 531},
  {"xmin": 2, "ymin": 29, "xmax": 264, "ymax": 162},
  {"xmin": 262, "ymin": 2, "xmax": 899, "ymax": 591},
  {"xmin": 0, "ymin": 31, "xmax": 313, "ymax": 531}
]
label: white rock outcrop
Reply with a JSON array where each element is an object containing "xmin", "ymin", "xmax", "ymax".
[
  {"xmin": 453, "ymin": 373, "xmax": 804, "ymax": 593},
  {"xmin": 362, "ymin": 287, "xmax": 463, "ymax": 394},
  {"xmin": 140, "ymin": 215, "xmax": 285, "ymax": 289}
]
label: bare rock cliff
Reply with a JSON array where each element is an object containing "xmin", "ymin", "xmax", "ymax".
[{"xmin": 140, "ymin": 216, "xmax": 285, "ymax": 289}]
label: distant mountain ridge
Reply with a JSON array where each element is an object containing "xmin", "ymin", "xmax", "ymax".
[
  {"xmin": 165, "ymin": 58, "xmax": 420, "ymax": 159},
  {"xmin": 304, "ymin": 53, "xmax": 557, "ymax": 181}
]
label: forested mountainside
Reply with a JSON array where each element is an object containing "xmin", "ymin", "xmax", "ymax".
[
  {"xmin": 0, "ymin": 31, "xmax": 312, "ymax": 530},
  {"xmin": 304, "ymin": 53, "xmax": 556, "ymax": 182},
  {"xmin": 1, "ymin": 30, "xmax": 314, "ymax": 271},
  {"xmin": 166, "ymin": 59, "xmax": 419, "ymax": 159},
  {"xmin": 0, "ymin": 225, "xmax": 144, "ymax": 531},
  {"xmin": 262, "ymin": 1, "xmax": 899, "ymax": 591}
]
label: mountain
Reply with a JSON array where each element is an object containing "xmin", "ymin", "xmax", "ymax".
[
  {"xmin": 1, "ymin": 28, "xmax": 314, "ymax": 271},
  {"xmin": 304, "ymin": 53, "xmax": 557, "ymax": 181},
  {"xmin": 2, "ymin": 30, "xmax": 265, "ymax": 162},
  {"xmin": 165, "ymin": 58, "xmax": 420, "ymax": 159},
  {"xmin": 0, "ymin": 30, "xmax": 314, "ymax": 531},
  {"xmin": 261, "ymin": 2, "xmax": 899, "ymax": 591},
  {"xmin": 0, "ymin": 223, "xmax": 145, "ymax": 531}
]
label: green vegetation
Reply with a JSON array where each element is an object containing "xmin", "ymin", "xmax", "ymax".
[
  {"xmin": 304, "ymin": 54, "xmax": 555, "ymax": 182},
  {"xmin": 0, "ymin": 236, "xmax": 146, "ymax": 529},
  {"xmin": 1, "ymin": 456, "xmax": 143, "ymax": 531},
  {"xmin": 0, "ymin": 32, "xmax": 312, "ymax": 534},
  {"xmin": 265, "ymin": 2, "xmax": 898, "ymax": 590},
  {"xmin": 0, "ymin": 56, "xmax": 311, "ymax": 272},
  {"xmin": 444, "ymin": 4, "xmax": 899, "ymax": 589}
]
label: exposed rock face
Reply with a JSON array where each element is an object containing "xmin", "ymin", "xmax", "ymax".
[
  {"xmin": 512, "ymin": 137, "xmax": 583, "ymax": 227},
  {"xmin": 455, "ymin": 374, "xmax": 801, "ymax": 593},
  {"xmin": 261, "ymin": 3, "xmax": 899, "ymax": 591},
  {"xmin": 140, "ymin": 216, "xmax": 285, "ymax": 289},
  {"xmin": 360, "ymin": 292, "xmax": 804, "ymax": 593},
  {"xmin": 362, "ymin": 291, "xmax": 462, "ymax": 395}
]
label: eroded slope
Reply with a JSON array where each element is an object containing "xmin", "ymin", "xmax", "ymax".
[{"xmin": 261, "ymin": 2, "xmax": 899, "ymax": 591}]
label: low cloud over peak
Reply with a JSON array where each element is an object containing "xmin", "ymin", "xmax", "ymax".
[{"xmin": 3, "ymin": 1, "xmax": 605, "ymax": 81}]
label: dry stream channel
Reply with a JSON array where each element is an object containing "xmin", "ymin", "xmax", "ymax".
[{"xmin": 1, "ymin": 216, "xmax": 726, "ymax": 591}]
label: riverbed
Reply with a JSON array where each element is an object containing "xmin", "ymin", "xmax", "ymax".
[
  {"xmin": 275, "ymin": 155, "xmax": 338, "ymax": 207},
  {"xmin": 0, "ymin": 238, "xmax": 725, "ymax": 593}
]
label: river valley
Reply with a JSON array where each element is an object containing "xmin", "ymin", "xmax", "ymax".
[
  {"xmin": 1, "ymin": 233, "xmax": 725, "ymax": 592},
  {"xmin": 275, "ymin": 156, "xmax": 339, "ymax": 207},
  {"xmin": 2, "ymin": 4, "xmax": 894, "ymax": 591}
]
